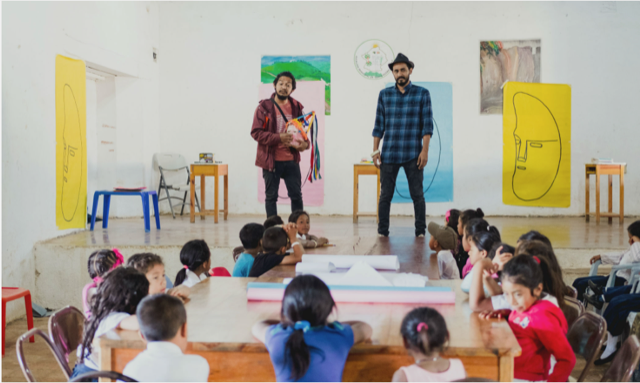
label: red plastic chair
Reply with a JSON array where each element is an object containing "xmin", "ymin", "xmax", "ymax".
[
  {"xmin": 3, "ymin": 287, "xmax": 34, "ymax": 356},
  {"xmin": 210, "ymin": 267, "xmax": 231, "ymax": 277}
]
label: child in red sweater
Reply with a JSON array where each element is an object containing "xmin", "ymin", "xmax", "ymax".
[{"xmin": 480, "ymin": 254, "xmax": 575, "ymax": 382}]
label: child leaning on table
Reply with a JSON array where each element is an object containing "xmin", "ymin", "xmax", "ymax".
[
  {"xmin": 127, "ymin": 253, "xmax": 190, "ymax": 300},
  {"xmin": 288, "ymin": 210, "xmax": 329, "ymax": 248},
  {"xmin": 393, "ymin": 307, "xmax": 466, "ymax": 382},
  {"xmin": 82, "ymin": 248, "xmax": 124, "ymax": 317},
  {"xmin": 232, "ymin": 223, "xmax": 265, "ymax": 277},
  {"xmin": 174, "ymin": 239, "xmax": 211, "ymax": 288},
  {"xmin": 248, "ymin": 223, "xmax": 304, "ymax": 277},
  {"xmin": 72, "ymin": 267, "xmax": 149, "ymax": 379},
  {"xmin": 252, "ymin": 275, "xmax": 372, "ymax": 382},
  {"xmin": 123, "ymin": 294, "xmax": 209, "ymax": 382},
  {"xmin": 479, "ymin": 255, "xmax": 575, "ymax": 382}
]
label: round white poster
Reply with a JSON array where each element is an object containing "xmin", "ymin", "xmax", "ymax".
[{"xmin": 354, "ymin": 40, "xmax": 394, "ymax": 80}]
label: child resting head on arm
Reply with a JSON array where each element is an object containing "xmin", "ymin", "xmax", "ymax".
[
  {"xmin": 248, "ymin": 223, "xmax": 304, "ymax": 277},
  {"xmin": 393, "ymin": 307, "xmax": 466, "ymax": 382},
  {"xmin": 289, "ymin": 210, "xmax": 329, "ymax": 248},
  {"xmin": 252, "ymin": 275, "xmax": 372, "ymax": 382},
  {"xmin": 72, "ymin": 267, "xmax": 149, "ymax": 378},
  {"xmin": 127, "ymin": 253, "xmax": 190, "ymax": 300},
  {"xmin": 479, "ymin": 255, "xmax": 575, "ymax": 382},
  {"xmin": 122, "ymin": 294, "xmax": 209, "ymax": 382},
  {"xmin": 174, "ymin": 239, "xmax": 211, "ymax": 288},
  {"xmin": 83, "ymin": 248, "xmax": 124, "ymax": 317}
]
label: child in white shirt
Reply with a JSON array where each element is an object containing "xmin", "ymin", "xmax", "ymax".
[
  {"xmin": 123, "ymin": 294, "xmax": 209, "ymax": 382},
  {"xmin": 427, "ymin": 222, "xmax": 460, "ymax": 279},
  {"xmin": 289, "ymin": 210, "xmax": 329, "ymax": 248},
  {"xmin": 174, "ymin": 240, "xmax": 211, "ymax": 288}
]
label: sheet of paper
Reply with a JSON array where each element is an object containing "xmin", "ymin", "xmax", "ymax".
[
  {"xmin": 302, "ymin": 255, "xmax": 399, "ymax": 270},
  {"xmin": 295, "ymin": 262, "xmax": 336, "ymax": 273}
]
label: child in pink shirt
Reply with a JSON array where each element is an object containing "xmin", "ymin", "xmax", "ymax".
[
  {"xmin": 393, "ymin": 307, "xmax": 466, "ymax": 382},
  {"xmin": 480, "ymin": 255, "xmax": 575, "ymax": 382},
  {"xmin": 82, "ymin": 248, "xmax": 124, "ymax": 317}
]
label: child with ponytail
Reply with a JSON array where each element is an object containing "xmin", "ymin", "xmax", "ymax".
[
  {"xmin": 82, "ymin": 248, "xmax": 125, "ymax": 317},
  {"xmin": 72, "ymin": 267, "xmax": 149, "ymax": 378},
  {"xmin": 455, "ymin": 208, "xmax": 485, "ymax": 277},
  {"xmin": 252, "ymin": 275, "xmax": 372, "ymax": 382},
  {"xmin": 174, "ymin": 239, "xmax": 211, "ymax": 288},
  {"xmin": 460, "ymin": 227, "xmax": 501, "ymax": 294},
  {"xmin": 479, "ymin": 255, "xmax": 575, "ymax": 382},
  {"xmin": 393, "ymin": 307, "xmax": 466, "ymax": 382}
]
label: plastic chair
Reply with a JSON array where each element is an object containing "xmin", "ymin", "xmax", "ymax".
[
  {"xmin": 566, "ymin": 285, "xmax": 579, "ymax": 299},
  {"xmin": 588, "ymin": 260, "xmax": 639, "ymax": 289},
  {"xmin": 69, "ymin": 370, "xmax": 138, "ymax": 382},
  {"xmin": 210, "ymin": 267, "xmax": 231, "ymax": 277},
  {"xmin": 153, "ymin": 153, "xmax": 200, "ymax": 219},
  {"xmin": 16, "ymin": 328, "xmax": 69, "ymax": 382},
  {"xmin": 600, "ymin": 335, "xmax": 640, "ymax": 382},
  {"xmin": 3, "ymin": 287, "xmax": 34, "ymax": 356},
  {"xmin": 563, "ymin": 296, "xmax": 585, "ymax": 329},
  {"xmin": 48, "ymin": 306, "xmax": 85, "ymax": 378},
  {"xmin": 567, "ymin": 312, "xmax": 608, "ymax": 382}
]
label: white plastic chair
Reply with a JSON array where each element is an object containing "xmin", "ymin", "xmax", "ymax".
[
  {"xmin": 586, "ymin": 262, "xmax": 640, "ymax": 313},
  {"xmin": 152, "ymin": 153, "xmax": 200, "ymax": 219}
]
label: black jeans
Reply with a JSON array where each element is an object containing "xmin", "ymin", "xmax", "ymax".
[
  {"xmin": 572, "ymin": 275, "xmax": 627, "ymax": 301},
  {"xmin": 263, "ymin": 161, "xmax": 303, "ymax": 218},
  {"xmin": 378, "ymin": 157, "xmax": 426, "ymax": 236}
]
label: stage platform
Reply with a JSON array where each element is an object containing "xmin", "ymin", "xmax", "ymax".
[{"xmin": 34, "ymin": 214, "xmax": 636, "ymax": 311}]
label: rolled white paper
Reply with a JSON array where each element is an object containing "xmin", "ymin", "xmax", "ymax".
[
  {"xmin": 295, "ymin": 262, "xmax": 336, "ymax": 273},
  {"xmin": 302, "ymin": 255, "xmax": 399, "ymax": 270}
]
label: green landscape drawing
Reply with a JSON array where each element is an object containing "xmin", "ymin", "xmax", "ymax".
[{"xmin": 261, "ymin": 56, "xmax": 331, "ymax": 115}]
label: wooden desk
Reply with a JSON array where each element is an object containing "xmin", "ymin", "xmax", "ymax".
[
  {"xmin": 262, "ymin": 237, "xmax": 440, "ymax": 280},
  {"xmin": 585, "ymin": 163, "xmax": 625, "ymax": 224},
  {"xmin": 353, "ymin": 164, "xmax": 380, "ymax": 223},
  {"xmin": 98, "ymin": 278, "xmax": 520, "ymax": 382},
  {"xmin": 190, "ymin": 164, "xmax": 228, "ymax": 224}
]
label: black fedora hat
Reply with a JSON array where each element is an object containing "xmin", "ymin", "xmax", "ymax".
[{"xmin": 388, "ymin": 53, "xmax": 414, "ymax": 71}]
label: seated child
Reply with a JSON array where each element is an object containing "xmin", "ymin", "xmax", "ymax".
[
  {"xmin": 72, "ymin": 267, "xmax": 149, "ymax": 378},
  {"xmin": 174, "ymin": 239, "xmax": 211, "ymax": 288},
  {"xmin": 252, "ymin": 275, "xmax": 372, "ymax": 382},
  {"xmin": 444, "ymin": 209, "xmax": 460, "ymax": 234},
  {"xmin": 427, "ymin": 222, "xmax": 460, "ymax": 279},
  {"xmin": 517, "ymin": 230, "xmax": 565, "ymax": 284},
  {"xmin": 82, "ymin": 248, "xmax": 124, "ymax": 317},
  {"xmin": 392, "ymin": 307, "xmax": 466, "ymax": 382},
  {"xmin": 573, "ymin": 220, "xmax": 640, "ymax": 301},
  {"xmin": 289, "ymin": 210, "xmax": 329, "ymax": 248},
  {"xmin": 456, "ymin": 209, "xmax": 485, "ymax": 277},
  {"xmin": 233, "ymin": 223, "xmax": 265, "ymax": 277},
  {"xmin": 595, "ymin": 291, "xmax": 640, "ymax": 364},
  {"xmin": 123, "ymin": 294, "xmax": 209, "ymax": 382},
  {"xmin": 127, "ymin": 253, "xmax": 190, "ymax": 300},
  {"xmin": 479, "ymin": 255, "xmax": 575, "ymax": 382},
  {"xmin": 460, "ymin": 228, "xmax": 501, "ymax": 294},
  {"xmin": 461, "ymin": 218, "xmax": 498, "ymax": 277},
  {"xmin": 264, "ymin": 215, "xmax": 284, "ymax": 229},
  {"xmin": 248, "ymin": 223, "xmax": 304, "ymax": 277}
]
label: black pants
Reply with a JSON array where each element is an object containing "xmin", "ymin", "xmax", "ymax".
[
  {"xmin": 572, "ymin": 275, "xmax": 627, "ymax": 301},
  {"xmin": 603, "ymin": 293, "xmax": 640, "ymax": 336},
  {"xmin": 263, "ymin": 161, "xmax": 303, "ymax": 218},
  {"xmin": 378, "ymin": 157, "xmax": 426, "ymax": 237}
]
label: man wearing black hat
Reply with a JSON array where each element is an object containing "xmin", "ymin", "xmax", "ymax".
[{"xmin": 371, "ymin": 53, "xmax": 433, "ymax": 237}]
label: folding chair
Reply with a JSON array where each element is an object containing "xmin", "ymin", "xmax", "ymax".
[
  {"xmin": 563, "ymin": 296, "xmax": 585, "ymax": 328},
  {"xmin": 16, "ymin": 328, "xmax": 69, "ymax": 382},
  {"xmin": 567, "ymin": 312, "xmax": 608, "ymax": 382},
  {"xmin": 600, "ymin": 335, "xmax": 640, "ymax": 382},
  {"xmin": 152, "ymin": 153, "xmax": 200, "ymax": 219},
  {"xmin": 585, "ymin": 262, "xmax": 640, "ymax": 313},
  {"xmin": 48, "ymin": 306, "xmax": 85, "ymax": 379}
]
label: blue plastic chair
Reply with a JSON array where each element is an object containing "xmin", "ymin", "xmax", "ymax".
[{"xmin": 90, "ymin": 190, "xmax": 160, "ymax": 232}]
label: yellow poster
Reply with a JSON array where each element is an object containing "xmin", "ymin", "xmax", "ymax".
[
  {"xmin": 502, "ymin": 82, "xmax": 571, "ymax": 207},
  {"xmin": 56, "ymin": 55, "xmax": 86, "ymax": 229}
]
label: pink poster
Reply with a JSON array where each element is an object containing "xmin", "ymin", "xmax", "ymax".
[{"xmin": 257, "ymin": 81, "xmax": 325, "ymax": 206}]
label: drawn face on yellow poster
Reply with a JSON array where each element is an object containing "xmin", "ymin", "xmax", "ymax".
[
  {"xmin": 56, "ymin": 55, "xmax": 86, "ymax": 229},
  {"xmin": 503, "ymin": 82, "xmax": 571, "ymax": 207}
]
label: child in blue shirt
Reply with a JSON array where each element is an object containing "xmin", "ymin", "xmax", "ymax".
[
  {"xmin": 232, "ymin": 223, "xmax": 265, "ymax": 277},
  {"xmin": 252, "ymin": 275, "xmax": 372, "ymax": 382}
]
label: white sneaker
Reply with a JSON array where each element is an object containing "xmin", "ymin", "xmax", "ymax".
[
  {"xmin": 417, "ymin": 234, "xmax": 425, "ymax": 238},
  {"xmin": 378, "ymin": 234, "xmax": 388, "ymax": 237}
]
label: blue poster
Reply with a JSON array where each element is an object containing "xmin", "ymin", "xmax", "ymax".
[{"xmin": 384, "ymin": 82, "xmax": 453, "ymax": 203}]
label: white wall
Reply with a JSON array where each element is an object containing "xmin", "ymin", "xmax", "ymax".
[
  {"xmin": 158, "ymin": 1, "xmax": 640, "ymax": 217},
  {"xmin": 2, "ymin": 2, "xmax": 160, "ymax": 321}
]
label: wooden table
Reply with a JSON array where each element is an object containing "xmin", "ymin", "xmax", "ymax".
[
  {"xmin": 98, "ymin": 278, "xmax": 520, "ymax": 381},
  {"xmin": 353, "ymin": 164, "xmax": 380, "ymax": 223},
  {"xmin": 585, "ymin": 163, "xmax": 625, "ymax": 224},
  {"xmin": 190, "ymin": 164, "xmax": 228, "ymax": 224}
]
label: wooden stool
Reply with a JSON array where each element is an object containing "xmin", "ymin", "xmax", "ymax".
[
  {"xmin": 585, "ymin": 163, "xmax": 626, "ymax": 224},
  {"xmin": 190, "ymin": 164, "xmax": 228, "ymax": 224},
  {"xmin": 353, "ymin": 164, "xmax": 380, "ymax": 223},
  {"xmin": 2, "ymin": 287, "xmax": 34, "ymax": 356}
]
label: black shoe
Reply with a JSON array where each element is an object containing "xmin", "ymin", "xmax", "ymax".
[
  {"xmin": 586, "ymin": 294, "xmax": 605, "ymax": 310},
  {"xmin": 594, "ymin": 349, "xmax": 618, "ymax": 366},
  {"xmin": 588, "ymin": 280, "xmax": 605, "ymax": 296}
]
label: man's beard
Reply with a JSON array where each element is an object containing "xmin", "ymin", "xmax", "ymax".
[
  {"xmin": 276, "ymin": 92, "xmax": 288, "ymax": 101},
  {"xmin": 396, "ymin": 76, "xmax": 409, "ymax": 86}
]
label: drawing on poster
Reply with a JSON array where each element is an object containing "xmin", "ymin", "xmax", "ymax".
[
  {"xmin": 502, "ymin": 82, "xmax": 571, "ymax": 208},
  {"xmin": 355, "ymin": 40, "xmax": 394, "ymax": 80},
  {"xmin": 56, "ymin": 55, "xmax": 87, "ymax": 229},
  {"xmin": 257, "ymin": 81, "xmax": 326, "ymax": 206},
  {"xmin": 480, "ymin": 40, "xmax": 541, "ymax": 114},
  {"xmin": 383, "ymin": 82, "xmax": 453, "ymax": 203},
  {"xmin": 261, "ymin": 56, "xmax": 331, "ymax": 115}
]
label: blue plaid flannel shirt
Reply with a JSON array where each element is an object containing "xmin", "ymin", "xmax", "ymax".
[{"xmin": 372, "ymin": 82, "xmax": 434, "ymax": 164}]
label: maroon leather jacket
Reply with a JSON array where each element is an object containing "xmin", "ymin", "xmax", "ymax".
[{"xmin": 251, "ymin": 93, "xmax": 306, "ymax": 171}]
